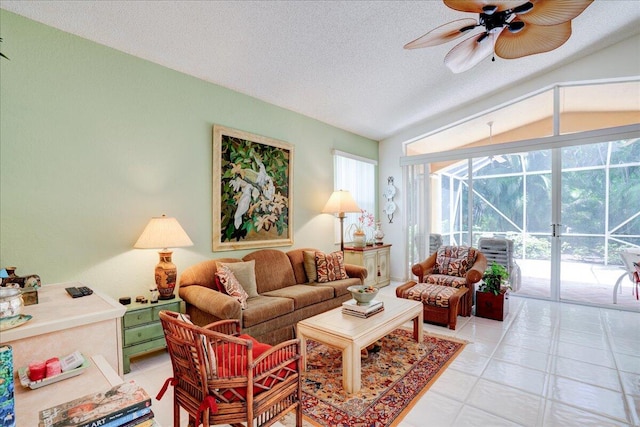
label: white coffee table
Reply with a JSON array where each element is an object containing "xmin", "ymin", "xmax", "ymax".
[{"xmin": 296, "ymin": 294, "xmax": 423, "ymax": 393}]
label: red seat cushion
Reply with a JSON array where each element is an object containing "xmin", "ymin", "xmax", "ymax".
[{"xmin": 215, "ymin": 334, "xmax": 296, "ymax": 401}]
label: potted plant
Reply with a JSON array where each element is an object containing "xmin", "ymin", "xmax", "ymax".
[{"xmin": 475, "ymin": 262, "xmax": 511, "ymax": 320}]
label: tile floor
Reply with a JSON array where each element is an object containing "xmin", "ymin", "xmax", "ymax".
[{"xmin": 126, "ymin": 283, "xmax": 640, "ymax": 426}]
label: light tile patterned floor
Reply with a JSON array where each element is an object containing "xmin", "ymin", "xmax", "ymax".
[{"xmin": 126, "ymin": 283, "xmax": 640, "ymax": 426}]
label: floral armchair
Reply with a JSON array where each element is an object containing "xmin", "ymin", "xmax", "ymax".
[{"xmin": 411, "ymin": 245, "xmax": 487, "ymax": 316}]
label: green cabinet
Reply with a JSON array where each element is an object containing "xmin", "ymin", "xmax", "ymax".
[{"xmin": 122, "ymin": 298, "xmax": 182, "ymax": 373}]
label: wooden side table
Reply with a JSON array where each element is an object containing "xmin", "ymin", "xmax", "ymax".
[
  {"xmin": 343, "ymin": 244, "xmax": 391, "ymax": 288},
  {"xmin": 122, "ymin": 297, "xmax": 182, "ymax": 373}
]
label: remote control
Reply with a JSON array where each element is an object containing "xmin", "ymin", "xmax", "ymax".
[
  {"xmin": 78, "ymin": 286, "xmax": 93, "ymax": 296},
  {"xmin": 65, "ymin": 287, "xmax": 83, "ymax": 298}
]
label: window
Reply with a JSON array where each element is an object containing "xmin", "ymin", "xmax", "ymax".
[{"xmin": 333, "ymin": 150, "xmax": 376, "ymax": 243}]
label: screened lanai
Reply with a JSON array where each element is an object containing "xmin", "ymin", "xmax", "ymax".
[{"xmin": 402, "ymin": 78, "xmax": 640, "ymax": 311}]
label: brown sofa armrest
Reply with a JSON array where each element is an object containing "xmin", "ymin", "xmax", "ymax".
[
  {"xmin": 344, "ymin": 264, "xmax": 368, "ymax": 284},
  {"xmin": 466, "ymin": 251, "xmax": 487, "ymax": 286},
  {"xmin": 411, "ymin": 252, "xmax": 437, "ymax": 282},
  {"xmin": 179, "ymin": 286, "xmax": 242, "ymax": 322}
]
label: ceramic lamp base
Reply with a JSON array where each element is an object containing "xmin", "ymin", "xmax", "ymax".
[{"xmin": 155, "ymin": 250, "xmax": 177, "ymax": 300}]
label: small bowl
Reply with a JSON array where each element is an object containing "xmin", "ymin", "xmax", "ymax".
[
  {"xmin": 0, "ymin": 287, "xmax": 24, "ymax": 319},
  {"xmin": 347, "ymin": 285, "xmax": 379, "ymax": 305}
]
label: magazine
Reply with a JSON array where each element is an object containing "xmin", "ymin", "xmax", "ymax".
[{"xmin": 38, "ymin": 380, "xmax": 151, "ymax": 427}]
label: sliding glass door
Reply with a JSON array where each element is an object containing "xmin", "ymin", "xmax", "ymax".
[
  {"xmin": 406, "ymin": 137, "xmax": 640, "ymax": 310},
  {"xmin": 558, "ymin": 140, "xmax": 640, "ymax": 306},
  {"xmin": 470, "ymin": 149, "xmax": 554, "ymax": 299}
]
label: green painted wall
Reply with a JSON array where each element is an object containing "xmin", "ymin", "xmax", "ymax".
[{"xmin": 0, "ymin": 11, "xmax": 378, "ymax": 299}]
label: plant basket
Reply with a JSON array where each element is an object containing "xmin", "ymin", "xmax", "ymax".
[{"xmin": 475, "ymin": 289, "xmax": 509, "ymax": 321}]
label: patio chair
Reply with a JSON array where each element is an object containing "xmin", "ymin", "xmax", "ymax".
[
  {"xmin": 157, "ymin": 310, "xmax": 302, "ymax": 427},
  {"xmin": 613, "ymin": 248, "xmax": 640, "ymax": 304},
  {"xmin": 477, "ymin": 237, "xmax": 522, "ymax": 291},
  {"xmin": 411, "ymin": 245, "xmax": 487, "ymax": 316}
]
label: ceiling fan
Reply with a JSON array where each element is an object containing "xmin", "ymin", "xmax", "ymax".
[{"xmin": 405, "ymin": 0, "xmax": 594, "ymax": 73}]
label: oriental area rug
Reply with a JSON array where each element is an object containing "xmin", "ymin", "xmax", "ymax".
[{"xmin": 280, "ymin": 328, "xmax": 466, "ymax": 427}]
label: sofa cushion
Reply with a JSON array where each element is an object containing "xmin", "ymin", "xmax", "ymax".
[
  {"xmin": 315, "ymin": 251, "xmax": 347, "ymax": 283},
  {"xmin": 400, "ymin": 282, "xmax": 458, "ymax": 308},
  {"xmin": 303, "ymin": 251, "xmax": 318, "ymax": 283},
  {"xmin": 242, "ymin": 295, "xmax": 295, "ymax": 328},
  {"xmin": 315, "ymin": 277, "xmax": 362, "ymax": 297},
  {"xmin": 262, "ymin": 284, "xmax": 334, "ymax": 310},
  {"xmin": 217, "ymin": 260, "xmax": 258, "ymax": 298},
  {"xmin": 425, "ymin": 274, "xmax": 467, "ymax": 289},
  {"xmin": 243, "ymin": 249, "xmax": 297, "ymax": 293},
  {"xmin": 216, "ymin": 265, "xmax": 249, "ymax": 309},
  {"xmin": 286, "ymin": 248, "xmax": 320, "ymax": 284},
  {"xmin": 434, "ymin": 246, "xmax": 477, "ymax": 277}
]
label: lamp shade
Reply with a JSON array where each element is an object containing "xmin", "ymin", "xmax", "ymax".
[
  {"xmin": 134, "ymin": 215, "xmax": 193, "ymax": 249},
  {"xmin": 321, "ymin": 190, "xmax": 361, "ymax": 215},
  {"xmin": 322, "ymin": 190, "xmax": 361, "ymax": 252}
]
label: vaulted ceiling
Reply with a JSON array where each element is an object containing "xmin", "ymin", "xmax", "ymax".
[{"xmin": 1, "ymin": 1, "xmax": 639, "ymax": 141}]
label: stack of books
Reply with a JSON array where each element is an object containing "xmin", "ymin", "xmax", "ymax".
[
  {"xmin": 342, "ymin": 299, "xmax": 384, "ymax": 318},
  {"xmin": 0, "ymin": 346, "xmax": 15, "ymax": 427},
  {"xmin": 38, "ymin": 380, "xmax": 154, "ymax": 427}
]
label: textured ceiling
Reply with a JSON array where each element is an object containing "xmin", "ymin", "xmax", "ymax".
[{"xmin": 1, "ymin": 0, "xmax": 639, "ymax": 141}]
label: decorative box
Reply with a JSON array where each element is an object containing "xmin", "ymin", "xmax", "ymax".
[{"xmin": 1, "ymin": 274, "xmax": 41, "ymax": 306}]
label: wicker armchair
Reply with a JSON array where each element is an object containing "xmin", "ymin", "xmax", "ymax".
[
  {"xmin": 411, "ymin": 246, "xmax": 487, "ymax": 316},
  {"xmin": 157, "ymin": 310, "xmax": 302, "ymax": 427}
]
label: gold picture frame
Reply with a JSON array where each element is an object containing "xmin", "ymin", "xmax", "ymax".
[{"xmin": 212, "ymin": 125, "xmax": 294, "ymax": 251}]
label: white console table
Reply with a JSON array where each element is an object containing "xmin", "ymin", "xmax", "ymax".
[{"xmin": 0, "ymin": 282, "xmax": 126, "ymax": 375}]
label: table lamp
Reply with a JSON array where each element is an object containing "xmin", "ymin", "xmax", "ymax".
[
  {"xmin": 134, "ymin": 214, "xmax": 193, "ymax": 300},
  {"xmin": 322, "ymin": 190, "xmax": 361, "ymax": 251}
]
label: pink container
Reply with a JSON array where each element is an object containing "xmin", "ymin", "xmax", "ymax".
[
  {"xmin": 45, "ymin": 357, "xmax": 62, "ymax": 377},
  {"xmin": 28, "ymin": 360, "xmax": 46, "ymax": 381}
]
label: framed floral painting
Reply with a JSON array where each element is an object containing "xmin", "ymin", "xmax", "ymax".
[{"xmin": 212, "ymin": 125, "xmax": 294, "ymax": 251}]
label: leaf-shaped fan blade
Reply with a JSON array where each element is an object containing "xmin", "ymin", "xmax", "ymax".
[
  {"xmin": 404, "ymin": 19, "xmax": 478, "ymax": 49},
  {"xmin": 495, "ymin": 19, "xmax": 571, "ymax": 59},
  {"xmin": 443, "ymin": 0, "xmax": 530, "ymax": 14},
  {"xmin": 444, "ymin": 31, "xmax": 498, "ymax": 73},
  {"xmin": 518, "ymin": 0, "xmax": 593, "ymax": 26}
]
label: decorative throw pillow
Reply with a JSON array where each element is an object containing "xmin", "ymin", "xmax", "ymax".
[
  {"xmin": 217, "ymin": 260, "xmax": 258, "ymax": 298},
  {"xmin": 434, "ymin": 246, "xmax": 476, "ymax": 277},
  {"xmin": 176, "ymin": 313, "xmax": 217, "ymax": 376},
  {"xmin": 315, "ymin": 251, "xmax": 348, "ymax": 283},
  {"xmin": 303, "ymin": 250, "xmax": 318, "ymax": 283},
  {"xmin": 216, "ymin": 265, "xmax": 249, "ymax": 309},
  {"xmin": 213, "ymin": 274, "xmax": 228, "ymax": 295}
]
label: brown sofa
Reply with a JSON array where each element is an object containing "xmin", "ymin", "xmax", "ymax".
[{"xmin": 178, "ymin": 248, "xmax": 367, "ymax": 345}]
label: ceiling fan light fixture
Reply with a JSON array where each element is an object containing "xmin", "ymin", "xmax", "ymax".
[
  {"xmin": 513, "ymin": 2, "xmax": 534, "ymax": 15},
  {"xmin": 482, "ymin": 5, "xmax": 498, "ymax": 15},
  {"xmin": 507, "ymin": 21, "xmax": 525, "ymax": 33}
]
